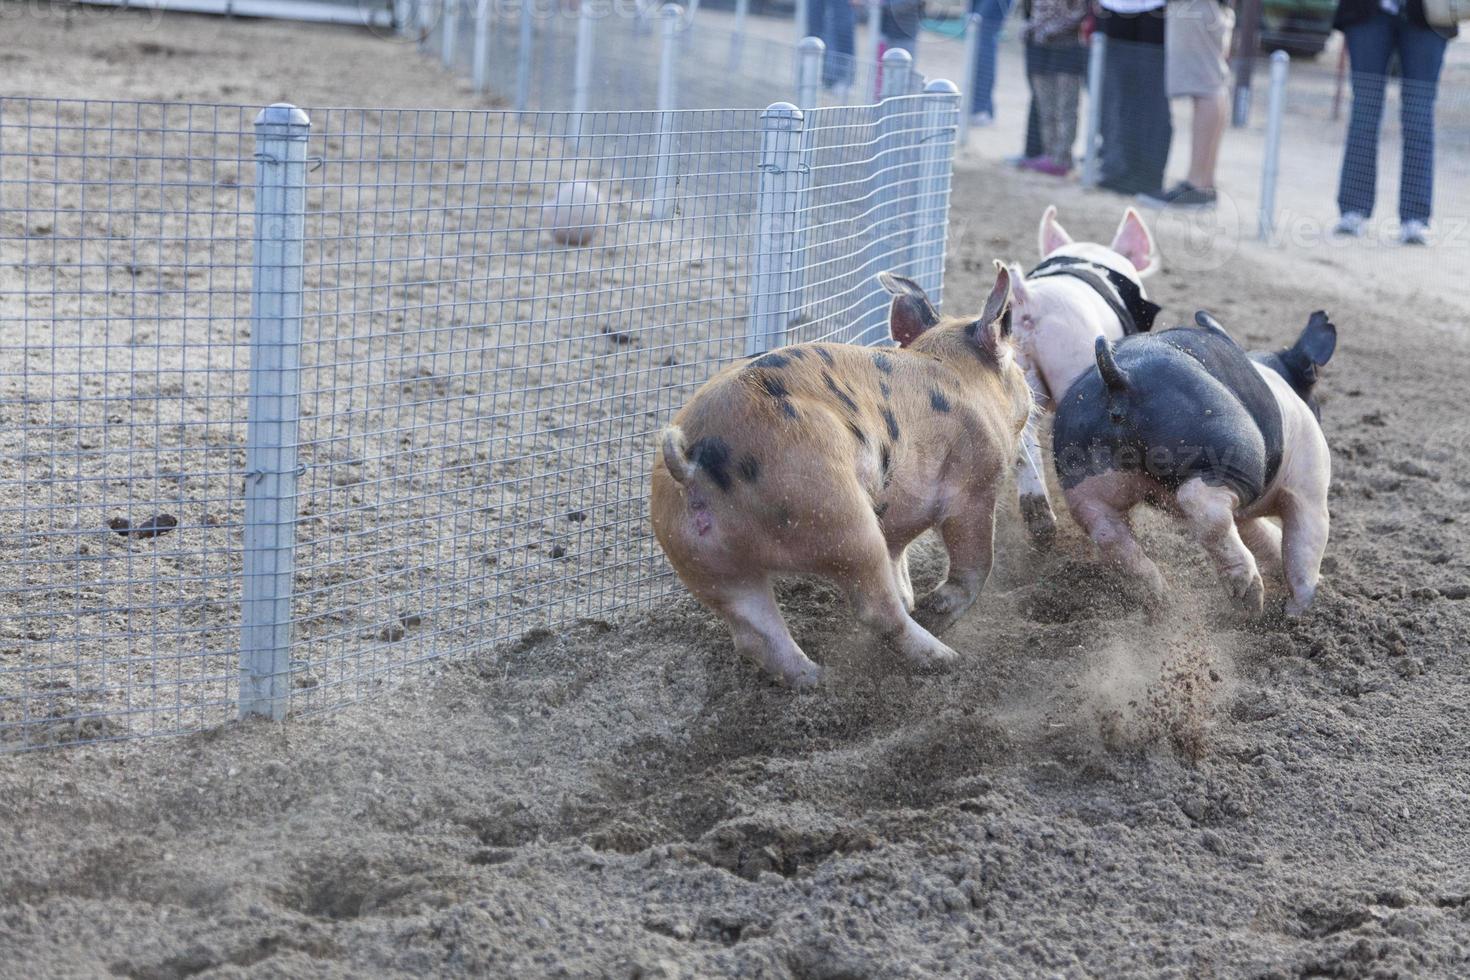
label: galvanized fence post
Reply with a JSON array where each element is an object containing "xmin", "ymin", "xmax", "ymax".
[
  {"xmin": 730, "ymin": 0, "xmax": 749, "ymax": 71},
  {"xmin": 240, "ymin": 104, "xmax": 310, "ymax": 722},
  {"xmin": 395, "ymin": 0, "xmax": 413, "ymax": 36},
  {"xmin": 796, "ymin": 35, "xmax": 825, "ymax": 111},
  {"xmin": 472, "ymin": 0, "xmax": 491, "ymax": 93},
  {"xmin": 865, "ymin": 0, "xmax": 883, "ymax": 100},
  {"xmin": 1080, "ymin": 32, "xmax": 1106, "ymax": 188},
  {"xmin": 417, "ymin": 0, "xmax": 437, "ymax": 52},
  {"xmin": 652, "ymin": 3, "xmax": 682, "ymax": 220},
  {"xmin": 1258, "ymin": 50, "xmax": 1289, "ymax": 242},
  {"xmin": 515, "ymin": 0, "xmax": 534, "ymax": 113},
  {"xmin": 957, "ymin": 12, "xmax": 981, "ymax": 151},
  {"xmin": 855, "ymin": 47, "xmax": 914, "ymax": 342},
  {"xmin": 569, "ymin": 0, "xmax": 596, "ymax": 148},
  {"xmin": 749, "ymin": 103, "xmax": 806, "ymax": 356},
  {"xmin": 441, "ymin": 0, "xmax": 458, "ymax": 67},
  {"xmin": 915, "ymin": 79, "xmax": 959, "ymax": 301}
]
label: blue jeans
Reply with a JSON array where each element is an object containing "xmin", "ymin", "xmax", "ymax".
[
  {"xmin": 970, "ymin": 0, "xmax": 1013, "ymax": 116},
  {"xmin": 807, "ymin": 0, "xmax": 856, "ymax": 87},
  {"xmin": 1336, "ymin": 12, "xmax": 1448, "ymax": 225}
]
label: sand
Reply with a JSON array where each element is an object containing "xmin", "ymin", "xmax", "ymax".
[{"xmin": 3, "ymin": 5, "xmax": 1470, "ymax": 979}]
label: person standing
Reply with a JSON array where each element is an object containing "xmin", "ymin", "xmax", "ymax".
[
  {"xmin": 1139, "ymin": 0, "xmax": 1234, "ymax": 208},
  {"xmin": 1017, "ymin": 0, "xmax": 1090, "ymax": 175},
  {"xmin": 969, "ymin": 0, "xmax": 1015, "ymax": 126},
  {"xmin": 807, "ymin": 0, "xmax": 857, "ymax": 92},
  {"xmin": 1332, "ymin": 0, "xmax": 1456, "ymax": 245},
  {"xmin": 1095, "ymin": 0, "xmax": 1172, "ymax": 197}
]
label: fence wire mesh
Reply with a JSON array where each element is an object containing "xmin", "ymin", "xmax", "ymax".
[{"xmin": 0, "ymin": 87, "xmax": 960, "ymax": 750}]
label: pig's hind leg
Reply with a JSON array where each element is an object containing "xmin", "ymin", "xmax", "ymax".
[
  {"xmin": 892, "ymin": 544, "xmax": 916, "ymax": 612},
  {"xmin": 1237, "ymin": 518, "xmax": 1284, "ymax": 583},
  {"xmin": 699, "ymin": 578, "xmax": 823, "ymax": 688},
  {"xmin": 1177, "ymin": 479, "xmax": 1265, "ymax": 617},
  {"xmin": 1280, "ymin": 495, "xmax": 1329, "ymax": 617},
  {"xmin": 1015, "ymin": 367, "xmax": 1058, "ymax": 549},
  {"xmin": 837, "ymin": 527, "xmax": 959, "ymax": 670},
  {"xmin": 1068, "ymin": 494, "xmax": 1168, "ymax": 608},
  {"xmin": 916, "ymin": 484, "xmax": 1001, "ymax": 634}
]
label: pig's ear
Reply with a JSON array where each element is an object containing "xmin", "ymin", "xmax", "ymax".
[
  {"xmin": 879, "ymin": 271, "xmax": 939, "ymax": 347},
  {"xmin": 967, "ymin": 262, "xmax": 1012, "ymax": 355},
  {"xmin": 1296, "ymin": 311, "xmax": 1337, "ymax": 367},
  {"xmin": 1038, "ymin": 205, "xmax": 1073, "ymax": 258},
  {"xmin": 1108, "ymin": 208, "xmax": 1158, "ymax": 276},
  {"xmin": 1007, "ymin": 262, "xmax": 1030, "ymax": 305}
]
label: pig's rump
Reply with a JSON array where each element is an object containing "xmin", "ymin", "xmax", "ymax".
[{"xmin": 1052, "ymin": 327, "xmax": 1285, "ymax": 508}]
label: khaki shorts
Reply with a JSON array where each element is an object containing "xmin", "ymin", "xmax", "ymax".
[{"xmin": 1165, "ymin": 0, "xmax": 1234, "ymax": 98}]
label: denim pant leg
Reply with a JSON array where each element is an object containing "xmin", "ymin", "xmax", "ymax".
[
  {"xmin": 1098, "ymin": 39, "xmax": 1131, "ymax": 185},
  {"xmin": 971, "ymin": 0, "xmax": 1013, "ymax": 115},
  {"xmin": 1395, "ymin": 24, "xmax": 1447, "ymax": 224},
  {"xmin": 1133, "ymin": 40, "xmax": 1171, "ymax": 193},
  {"xmin": 1336, "ymin": 15, "xmax": 1395, "ymax": 218},
  {"xmin": 820, "ymin": 0, "xmax": 857, "ymax": 87}
]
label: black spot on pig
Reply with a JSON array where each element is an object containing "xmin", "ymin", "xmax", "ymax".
[
  {"xmin": 880, "ymin": 444, "xmax": 893, "ymax": 486},
  {"xmin": 872, "ymin": 351, "xmax": 894, "ymax": 374},
  {"xmin": 846, "ymin": 421, "xmax": 868, "ymax": 446},
  {"xmin": 755, "ymin": 373, "xmax": 789, "ymax": 400},
  {"xmin": 686, "ymin": 436, "xmax": 733, "ymax": 492},
  {"xmin": 873, "ymin": 501, "xmax": 889, "ymax": 519},
  {"xmin": 738, "ymin": 455, "xmax": 760, "ymax": 483},
  {"xmin": 823, "ymin": 373, "xmax": 859, "ymax": 414},
  {"xmin": 773, "ymin": 504, "xmax": 792, "ymax": 529},
  {"xmin": 929, "ymin": 389, "xmax": 951, "ymax": 413},
  {"xmin": 878, "ymin": 380, "xmax": 892, "ymax": 400},
  {"xmin": 882, "ymin": 408, "xmax": 901, "ymax": 442},
  {"xmin": 785, "ymin": 347, "xmax": 807, "ymax": 361},
  {"xmin": 815, "ymin": 346, "xmax": 836, "ymax": 367},
  {"xmin": 780, "ymin": 400, "xmax": 799, "ymax": 420},
  {"xmin": 751, "ymin": 352, "xmax": 791, "ymax": 370}
]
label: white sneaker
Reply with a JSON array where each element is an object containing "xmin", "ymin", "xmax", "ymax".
[
  {"xmin": 1333, "ymin": 211, "xmax": 1367, "ymax": 237},
  {"xmin": 969, "ymin": 111, "xmax": 994, "ymax": 128},
  {"xmin": 1400, "ymin": 220, "xmax": 1430, "ymax": 246}
]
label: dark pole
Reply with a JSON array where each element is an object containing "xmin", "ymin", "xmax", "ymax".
[{"xmin": 1231, "ymin": 0, "xmax": 1264, "ymax": 127}]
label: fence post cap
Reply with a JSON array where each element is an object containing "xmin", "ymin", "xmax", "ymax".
[
  {"xmin": 798, "ymin": 35, "xmax": 826, "ymax": 53},
  {"xmin": 923, "ymin": 78, "xmax": 959, "ymax": 96},
  {"xmin": 881, "ymin": 47, "xmax": 913, "ymax": 68},
  {"xmin": 1270, "ymin": 48, "xmax": 1290, "ymax": 64},
  {"xmin": 760, "ymin": 102, "xmax": 804, "ymax": 127},
  {"xmin": 659, "ymin": 2, "xmax": 683, "ymax": 19},
  {"xmin": 255, "ymin": 103, "xmax": 311, "ymax": 131}
]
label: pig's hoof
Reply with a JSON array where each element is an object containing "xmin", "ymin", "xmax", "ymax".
[
  {"xmin": 1226, "ymin": 572, "xmax": 1266, "ymax": 618},
  {"xmin": 905, "ymin": 639, "xmax": 960, "ymax": 671},
  {"xmin": 1284, "ymin": 591, "xmax": 1316, "ymax": 618},
  {"xmin": 780, "ymin": 663, "xmax": 825, "ymax": 690},
  {"xmin": 915, "ymin": 584, "xmax": 975, "ymax": 634}
]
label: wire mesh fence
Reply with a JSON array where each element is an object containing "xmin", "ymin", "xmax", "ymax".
[{"xmin": 0, "ymin": 84, "xmax": 961, "ymax": 750}]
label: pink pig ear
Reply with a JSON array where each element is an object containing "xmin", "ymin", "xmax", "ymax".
[
  {"xmin": 878, "ymin": 271, "xmax": 939, "ymax": 347},
  {"xmin": 1037, "ymin": 205, "xmax": 1073, "ymax": 258},
  {"xmin": 1108, "ymin": 208, "xmax": 1158, "ymax": 275}
]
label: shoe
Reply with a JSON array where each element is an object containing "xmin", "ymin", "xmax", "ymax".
[
  {"xmin": 970, "ymin": 111, "xmax": 994, "ymax": 128},
  {"xmin": 1138, "ymin": 181, "xmax": 1217, "ymax": 209},
  {"xmin": 1400, "ymin": 220, "xmax": 1430, "ymax": 246},
  {"xmin": 1021, "ymin": 156, "xmax": 1071, "ymax": 177},
  {"xmin": 1334, "ymin": 211, "xmax": 1368, "ymax": 237}
]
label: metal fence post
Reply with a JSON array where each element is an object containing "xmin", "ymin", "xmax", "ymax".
[
  {"xmin": 880, "ymin": 45, "xmax": 912, "ymax": 100},
  {"xmin": 417, "ymin": 0, "xmax": 437, "ymax": 52},
  {"xmin": 915, "ymin": 79, "xmax": 959, "ymax": 301},
  {"xmin": 855, "ymin": 47, "xmax": 915, "ymax": 342},
  {"xmin": 240, "ymin": 104, "xmax": 309, "ymax": 722},
  {"xmin": 957, "ymin": 12, "xmax": 981, "ymax": 151},
  {"xmin": 569, "ymin": 1, "xmax": 597, "ymax": 147},
  {"xmin": 472, "ymin": 0, "xmax": 491, "ymax": 93},
  {"xmin": 866, "ymin": 0, "xmax": 883, "ymax": 100},
  {"xmin": 796, "ymin": 35, "xmax": 825, "ymax": 110},
  {"xmin": 652, "ymin": 3, "xmax": 682, "ymax": 220},
  {"xmin": 795, "ymin": 0, "xmax": 808, "ymax": 44},
  {"xmin": 1081, "ymin": 32, "xmax": 1106, "ymax": 188},
  {"xmin": 749, "ymin": 103, "xmax": 806, "ymax": 356},
  {"xmin": 395, "ymin": 0, "xmax": 413, "ymax": 36},
  {"xmin": 730, "ymin": 0, "xmax": 749, "ymax": 71},
  {"xmin": 441, "ymin": 0, "xmax": 458, "ymax": 67},
  {"xmin": 1258, "ymin": 50, "xmax": 1289, "ymax": 242},
  {"xmin": 515, "ymin": 0, "xmax": 534, "ymax": 113}
]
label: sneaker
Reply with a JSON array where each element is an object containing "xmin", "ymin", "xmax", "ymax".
[
  {"xmin": 970, "ymin": 111, "xmax": 994, "ymax": 128},
  {"xmin": 1400, "ymin": 220, "xmax": 1430, "ymax": 246},
  {"xmin": 1138, "ymin": 181, "xmax": 1217, "ymax": 209},
  {"xmin": 1334, "ymin": 211, "xmax": 1368, "ymax": 237},
  {"xmin": 1021, "ymin": 155, "xmax": 1071, "ymax": 177}
]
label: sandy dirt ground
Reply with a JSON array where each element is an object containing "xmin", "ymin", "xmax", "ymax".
[{"xmin": 3, "ymin": 5, "xmax": 1470, "ymax": 979}]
